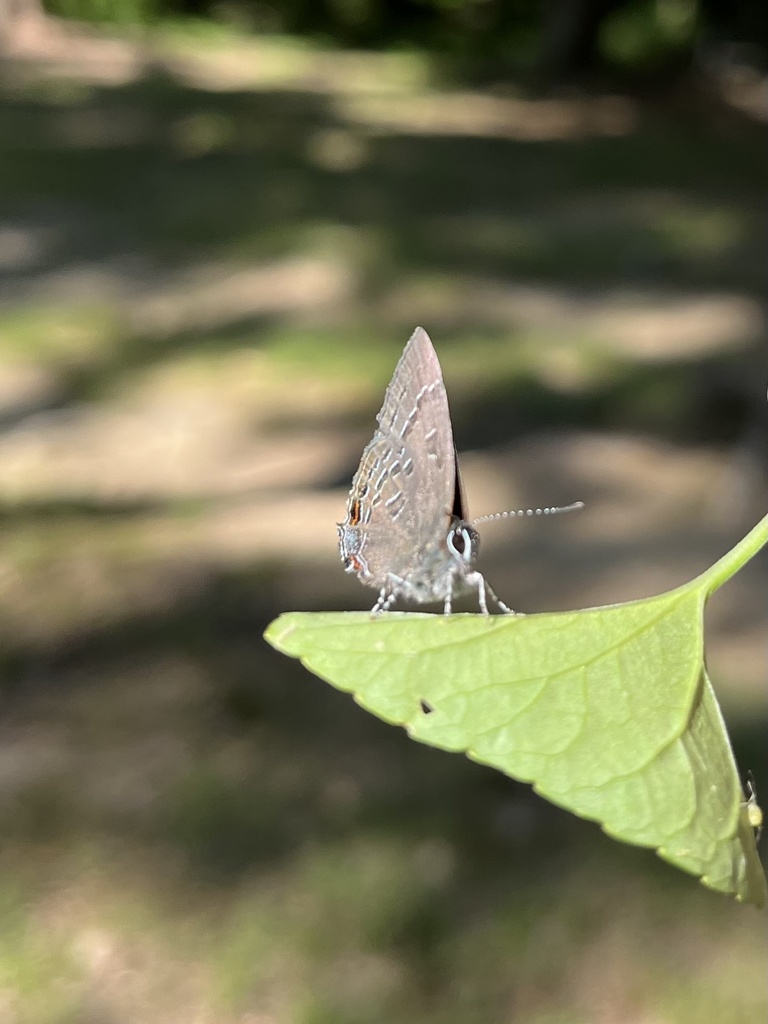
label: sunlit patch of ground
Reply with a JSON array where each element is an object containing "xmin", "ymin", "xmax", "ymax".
[{"xmin": 0, "ymin": 21, "xmax": 766, "ymax": 1024}]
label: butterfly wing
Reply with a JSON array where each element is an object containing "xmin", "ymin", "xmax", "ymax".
[{"xmin": 339, "ymin": 327, "xmax": 456, "ymax": 589}]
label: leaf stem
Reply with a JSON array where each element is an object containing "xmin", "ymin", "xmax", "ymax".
[{"xmin": 697, "ymin": 513, "xmax": 768, "ymax": 597}]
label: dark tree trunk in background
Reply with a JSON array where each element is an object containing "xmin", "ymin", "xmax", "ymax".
[{"xmin": 538, "ymin": 0, "xmax": 627, "ymax": 82}]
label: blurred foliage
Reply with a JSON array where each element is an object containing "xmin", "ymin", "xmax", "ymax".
[
  {"xmin": 37, "ymin": 0, "xmax": 768, "ymax": 82},
  {"xmin": 43, "ymin": 0, "xmax": 163, "ymax": 27}
]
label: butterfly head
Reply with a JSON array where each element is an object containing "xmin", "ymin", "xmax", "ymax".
[{"xmin": 446, "ymin": 517, "xmax": 480, "ymax": 570}]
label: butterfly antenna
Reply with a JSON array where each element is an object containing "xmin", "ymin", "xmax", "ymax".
[{"xmin": 472, "ymin": 501, "xmax": 584, "ymax": 526}]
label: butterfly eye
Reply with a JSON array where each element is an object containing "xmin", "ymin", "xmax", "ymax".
[{"xmin": 464, "ymin": 526, "xmax": 479, "ymax": 557}]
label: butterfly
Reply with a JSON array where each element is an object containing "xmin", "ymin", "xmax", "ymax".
[{"xmin": 338, "ymin": 327, "xmax": 581, "ymax": 614}]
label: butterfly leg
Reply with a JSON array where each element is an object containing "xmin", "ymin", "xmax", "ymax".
[
  {"xmin": 371, "ymin": 587, "xmax": 397, "ymax": 615},
  {"xmin": 476, "ymin": 573, "xmax": 489, "ymax": 615},
  {"xmin": 443, "ymin": 574, "xmax": 454, "ymax": 615},
  {"xmin": 371, "ymin": 574, "xmax": 407, "ymax": 615},
  {"xmin": 484, "ymin": 578, "xmax": 514, "ymax": 615},
  {"xmin": 466, "ymin": 571, "xmax": 514, "ymax": 615},
  {"xmin": 460, "ymin": 569, "xmax": 488, "ymax": 614}
]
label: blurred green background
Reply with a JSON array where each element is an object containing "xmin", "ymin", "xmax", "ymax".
[{"xmin": 0, "ymin": 2, "xmax": 766, "ymax": 1022}]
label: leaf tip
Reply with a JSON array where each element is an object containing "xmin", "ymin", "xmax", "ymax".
[{"xmin": 263, "ymin": 613, "xmax": 296, "ymax": 653}]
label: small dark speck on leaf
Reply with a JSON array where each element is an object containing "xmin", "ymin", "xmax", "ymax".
[{"xmin": 420, "ymin": 699, "xmax": 435, "ymax": 715}]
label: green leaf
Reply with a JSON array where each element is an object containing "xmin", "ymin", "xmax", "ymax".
[{"xmin": 264, "ymin": 516, "xmax": 768, "ymax": 907}]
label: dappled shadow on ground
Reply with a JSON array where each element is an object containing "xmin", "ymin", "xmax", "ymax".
[
  {"xmin": 1, "ymin": 57, "xmax": 767, "ymax": 420},
  {"xmin": 0, "ymin": 34, "xmax": 767, "ymax": 1024}
]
